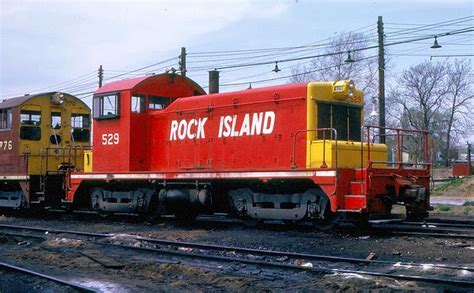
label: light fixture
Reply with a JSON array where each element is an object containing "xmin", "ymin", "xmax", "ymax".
[
  {"xmin": 344, "ymin": 51, "xmax": 355, "ymax": 63},
  {"xmin": 431, "ymin": 36, "xmax": 442, "ymax": 49},
  {"xmin": 370, "ymin": 108, "xmax": 379, "ymax": 118},
  {"xmin": 272, "ymin": 62, "xmax": 281, "ymax": 73},
  {"xmin": 370, "ymin": 97, "xmax": 378, "ymax": 117}
]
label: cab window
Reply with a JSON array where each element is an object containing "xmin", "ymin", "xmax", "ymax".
[
  {"xmin": 71, "ymin": 113, "xmax": 91, "ymax": 142},
  {"xmin": 131, "ymin": 95, "xmax": 146, "ymax": 113},
  {"xmin": 20, "ymin": 109, "xmax": 41, "ymax": 126},
  {"xmin": 0, "ymin": 108, "xmax": 12, "ymax": 130},
  {"xmin": 51, "ymin": 112, "xmax": 61, "ymax": 129},
  {"xmin": 317, "ymin": 102, "xmax": 361, "ymax": 141},
  {"xmin": 20, "ymin": 108, "xmax": 41, "ymax": 141},
  {"xmin": 149, "ymin": 96, "xmax": 170, "ymax": 110},
  {"xmin": 93, "ymin": 93, "xmax": 119, "ymax": 119}
]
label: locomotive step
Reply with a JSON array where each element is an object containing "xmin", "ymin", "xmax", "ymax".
[
  {"xmin": 350, "ymin": 181, "xmax": 367, "ymax": 195},
  {"xmin": 344, "ymin": 194, "xmax": 366, "ymax": 197},
  {"xmin": 30, "ymin": 196, "xmax": 45, "ymax": 204},
  {"xmin": 343, "ymin": 194, "xmax": 367, "ymax": 210}
]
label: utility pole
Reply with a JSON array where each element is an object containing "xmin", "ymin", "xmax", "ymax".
[
  {"xmin": 377, "ymin": 16, "xmax": 386, "ymax": 144},
  {"xmin": 98, "ymin": 65, "xmax": 103, "ymax": 88},
  {"xmin": 179, "ymin": 47, "xmax": 187, "ymax": 77}
]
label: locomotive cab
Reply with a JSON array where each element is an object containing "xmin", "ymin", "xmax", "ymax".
[{"xmin": 91, "ymin": 72, "xmax": 206, "ymax": 173}]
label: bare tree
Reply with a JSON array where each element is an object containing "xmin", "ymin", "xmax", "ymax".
[
  {"xmin": 391, "ymin": 61, "xmax": 449, "ymax": 131},
  {"xmin": 443, "ymin": 59, "xmax": 473, "ymax": 166},
  {"xmin": 290, "ymin": 32, "xmax": 379, "ymax": 107},
  {"xmin": 388, "ymin": 59, "xmax": 473, "ymax": 166}
]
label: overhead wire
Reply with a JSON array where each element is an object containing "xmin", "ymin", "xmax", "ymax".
[{"xmin": 207, "ymin": 55, "xmax": 378, "ymax": 89}]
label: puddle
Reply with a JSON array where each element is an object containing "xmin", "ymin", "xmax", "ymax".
[
  {"xmin": 430, "ymin": 199, "xmax": 467, "ymax": 206},
  {"xmin": 334, "ymin": 272, "xmax": 371, "ymax": 280},
  {"xmin": 72, "ymin": 279, "xmax": 128, "ymax": 292}
]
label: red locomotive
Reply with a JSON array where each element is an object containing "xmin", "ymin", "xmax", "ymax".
[{"xmin": 63, "ymin": 72, "xmax": 431, "ymax": 223}]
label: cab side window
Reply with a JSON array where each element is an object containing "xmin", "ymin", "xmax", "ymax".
[
  {"xmin": 51, "ymin": 112, "xmax": 62, "ymax": 129},
  {"xmin": 20, "ymin": 108, "xmax": 41, "ymax": 141},
  {"xmin": 71, "ymin": 113, "xmax": 91, "ymax": 142},
  {"xmin": 93, "ymin": 93, "xmax": 120, "ymax": 119},
  {"xmin": 0, "ymin": 108, "xmax": 12, "ymax": 130},
  {"xmin": 149, "ymin": 96, "xmax": 170, "ymax": 110},
  {"xmin": 131, "ymin": 95, "xmax": 146, "ymax": 113}
]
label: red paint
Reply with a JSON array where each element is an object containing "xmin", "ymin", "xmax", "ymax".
[
  {"xmin": 149, "ymin": 84, "xmax": 307, "ymax": 172},
  {"xmin": 453, "ymin": 163, "xmax": 471, "ymax": 176},
  {"xmin": 0, "ymin": 107, "xmax": 25, "ymax": 176}
]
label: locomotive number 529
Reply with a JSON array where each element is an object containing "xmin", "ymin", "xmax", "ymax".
[{"xmin": 101, "ymin": 133, "xmax": 119, "ymax": 145}]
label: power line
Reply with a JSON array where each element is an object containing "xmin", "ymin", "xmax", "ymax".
[
  {"xmin": 385, "ymin": 16, "xmax": 473, "ymax": 38},
  {"xmin": 206, "ymin": 55, "xmax": 377, "ymax": 89},
  {"xmin": 205, "ymin": 28, "xmax": 473, "ymax": 71},
  {"xmin": 103, "ymin": 57, "xmax": 178, "ymax": 81},
  {"xmin": 0, "ymin": 70, "xmax": 97, "ymax": 98}
]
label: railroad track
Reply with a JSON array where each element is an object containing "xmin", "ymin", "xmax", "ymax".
[
  {"xmin": 0, "ymin": 261, "xmax": 96, "ymax": 292},
  {"xmin": 0, "ymin": 224, "xmax": 473, "ymax": 288},
  {"xmin": 4, "ymin": 209, "xmax": 474, "ymax": 240},
  {"xmin": 369, "ymin": 218, "xmax": 474, "ymax": 239}
]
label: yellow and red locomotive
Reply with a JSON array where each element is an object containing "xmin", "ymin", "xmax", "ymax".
[
  {"xmin": 61, "ymin": 72, "xmax": 431, "ymax": 223},
  {"xmin": 0, "ymin": 92, "xmax": 90, "ymax": 208}
]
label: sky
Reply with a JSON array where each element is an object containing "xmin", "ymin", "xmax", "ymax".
[{"xmin": 0, "ymin": 0, "xmax": 473, "ymax": 143}]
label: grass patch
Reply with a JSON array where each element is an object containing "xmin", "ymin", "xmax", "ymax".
[
  {"xmin": 464, "ymin": 206, "xmax": 472, "ymax": 215},
  {"xmin": 462, "ymin": 201, "xmax": 474, "ymax": 206},
  {"xmin": 431, "ymin": 204, "xmax": 473, "ymax": 216},
  {"xmin": 431, "ymin": 177, "xmax": 466, "ymax": 196},
  {"xmin": 436, "ymin": 205, "xmax": 451, "ymax": 212}
]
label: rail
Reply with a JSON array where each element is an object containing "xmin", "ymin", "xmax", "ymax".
[
  {"xmin": 0, "ymin": 261, "xmax": 96, "ymax": 292},
  {"xmin": 291, "ymin": 128, "xmax": 338, "ymax": 169}
]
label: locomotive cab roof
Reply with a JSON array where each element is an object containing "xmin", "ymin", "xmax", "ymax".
[
  {"xmin": 94, "ymin": 73, "xmax": 206, "ymax": 96},
  {"xmin": 0, "ymin": 92, "xmax": 89, "ymax": 110}
]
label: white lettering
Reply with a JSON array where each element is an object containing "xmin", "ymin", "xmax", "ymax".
[
  {"xmin": 101, "ymin": 133, "xmax": 120, "ymax": 145},
  {"xmin": 251, "ymin": 112, "xmax": 263, "ymax": 135},
  {"xmin": 239, "ymin": 114, "xmax": 250, "ymax": 136},
  {"xmin": 187, "ymin": 119, "xmax": 197, "ymax": 139},
  {"xmin": 218, "ymin": 116, "xmax": 224, "ymax": 138},
  {"xmin": 169, "ymin": 118, "xmax": 208, "ymax": 141},
  {"xmin": 222, "ymin": 116, "xmax": 232, "ymax": 137},
  {"xmin": 169, "ymin": 120, "xmax": 178, "ymax": 140},
  {"xmin": 262, "ymin": 111, "xmax": 275, "ymax": 134},
  {"xmin": 168, "ymin": 111, "xmax": 275, "ymax": 141},
  {"xmin": 231, "ymin": 115, "xmax": 239, "ymax": 137},
  {"xmin": 197, "ymin": 117, "xmax": 208, "ymax": 139},
  {"xmin": 177, "ymin": 120, "xmax": 187, "ymax": 140}
]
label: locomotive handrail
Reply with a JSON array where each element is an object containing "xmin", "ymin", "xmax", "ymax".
[
  {"xmin": 291, "ymin": 128, "xmax": 338, "ymax": 169},
  {"xmin": 362, "ymin": 125, "xmax": 430, "ymax": 170},
  {"xmin": 368, "ymin": 161, "xmax": 431, "ymax": 168}
]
